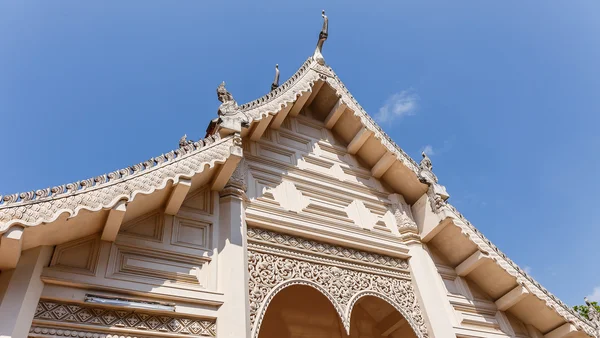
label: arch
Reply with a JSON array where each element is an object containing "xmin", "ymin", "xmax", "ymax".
[
  {"xmin": 346, "ymin": 290, "xmax": 426, "ymax": 338},
  {"xmin": 252, "ymin": 279, "xmax": 346, "ymax": 338}
]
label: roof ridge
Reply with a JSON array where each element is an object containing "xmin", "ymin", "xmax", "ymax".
[{"xmin": 0, "ymin": 133, "xmax": 225, "ymax": 208}]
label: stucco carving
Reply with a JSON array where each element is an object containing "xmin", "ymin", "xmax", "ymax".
[
  {"xmin": 215, "ymin": 82, "xmax": 250, "ymax": 132},
  {"xmin": 440, "ymin": 203, "xmax": 597, "ymax": 336},
  {"xmin": 248, "ymin": 250, "xmax": 427, "ymax": 338},
  {"xmin": 388, "ymin": 193, "xmax": 417, "ymax": 232},
  {"xmin": 0, "ymin": 134, "xmax": 238, "ymax": 232},
  {"xmin": 247, "ymin": 227, "xmax": 409, "ymax": 270},
  {"xmin": 33, "ymin": 300, "xmax": 216, "ymax": 337},
  {"xmin": 29, "ymin": 325, "xmax": 155, "ymax": 338},
  {"xmin": 247, "ymin": 228, "xmax": 426, "ymax": 338}
]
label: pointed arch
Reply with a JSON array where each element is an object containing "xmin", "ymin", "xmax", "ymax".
[
  {"xmin": 346, "ymin": 290, "xmax": 426, "ymax": 338},
  {"xmin": 252, "ymin": 278, "xmax": 346, "ymax": 338}
]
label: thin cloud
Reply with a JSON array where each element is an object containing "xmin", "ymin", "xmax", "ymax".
[
  {"xmin": 422, "ymin": 145, "xmax": 435, "ymax": 156},
  {"xmin": 375, "ymin": 90, "xmax": 419, "ymax": 123},
  {"xmin": 523, "ymin": 266, "xmax": 532, "ymax": 275},
  {"xmin": 586, "ymin": 286, "xmax": 600, "ymax": 302}
]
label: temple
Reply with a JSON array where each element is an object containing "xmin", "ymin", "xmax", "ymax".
[{"xmin": 0, "ymin": 12, "xmax": 597, "ymax": 338}]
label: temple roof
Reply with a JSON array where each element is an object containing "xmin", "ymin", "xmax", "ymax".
[{"xmin": 0, "ymin": 17, "xmax": 595, "ymax": 337}]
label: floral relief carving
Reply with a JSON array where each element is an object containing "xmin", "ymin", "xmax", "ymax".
[
  {"xmin": 247, "ymin": 228, "xmax": 427, "ymax": 338},
  {"xmin": 33, "ymin": 300, "xmax": 216, "ymax": 337}
]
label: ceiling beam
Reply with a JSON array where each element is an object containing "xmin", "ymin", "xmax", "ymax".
[
  {"xmin": 377, "ymin": 311, "xmax": 407, "ymax": 336},
  {"xmin": 164, "ymin": 179, "xmax": 192, "ymax": 216},
  {"xmin": 270, "ymin": 103, "xmax": 294, "ymax": 130},
  {"xmin": 347, "ymin": 128, "xmax": 373, "ymax": 155},
  {"xmin": 101, "ymin": 200, "xmax": 127, "ymax": 242},
  {"xmin": 289, "ymin": 82, "xmax": 323, "ymax": 118},
  {"xmin": 495, "ymin": 285, "xmax": 530, "ymax": 311},
  {"xmin": 304, "ymin": 80, "xmax": 324, "ymax": 108},
  {"xmin": 0, "ymin": 226, "xmax": 24, "ymax": 270},
  {"xmin": 544, "ymin": 323, "xmax": 578, "ymax": 338},
  {"xmin": 455, "ymin": 250, "xmax": 491, "ymax": 277},
  {"xmin": 324, "ymin": 98, "xmax": 347, "ymax": 129},
  {"xmin": 249, "ymin": 115, "xmax": 274, "ymax": 141},
  {"xmin": 372, "ymin": 152, "xmax": 396, "ymax": 179},
  {"xmin": 211, "ymin": 151, "xmax": 243, "ymax": 191}
]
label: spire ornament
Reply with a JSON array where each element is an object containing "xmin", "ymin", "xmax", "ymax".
[
  {"xmin": 313, "ymin": 10, "xmax": 328, "ymax": 65},
  {"xmin": 179, "ymin": 134, "xmax": 192, "ymax": 148},
  {"xmin": 417, "ymin": 152, "xmax": 450, "ymax": 212},
  {"xmin": 271, "ymin": 64, "xmax": 280, "ymax": 92},
  {"xmin": 213, "ymin": 81, "xmax": 249, "ymax": 133}
]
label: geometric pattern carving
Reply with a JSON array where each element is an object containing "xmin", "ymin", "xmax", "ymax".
[
  {"xmin": 248, "ymin": 227, "xmax": 408, "ymax": 270},
  {"xmin": 29, "ymin": 325, "xmax": 156, "ymax": 338},
  {"xmin": 33, "ymin": 300, "xmax": 216, "ymax": 337},
  {"xmin": 345, "ymin": 199, "xmax": 377, "ymax": 229},
  {"xmin": 247, "ymin": 228, "xmax": 427, "ymax": 338},
  {"xmin": 271, "ymin": 180, "xmax": 309, "ymax": 213}
]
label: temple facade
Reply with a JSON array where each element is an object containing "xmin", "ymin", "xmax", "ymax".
[{"xmin": 0, "ymin": 12, "xmax": 597, "ymax": 338}]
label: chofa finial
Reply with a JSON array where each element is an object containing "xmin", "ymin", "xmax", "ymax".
[
  {"xmin": 179, "ymin": 134, "xmax": 192, "ymax": 148},
  {"xmin": 420, "ymin": 152, "xmax": 433, "ymax": 171},
  {"xmin": 271, "ymin": 64, "xmax": 280, "ymax": 92},
  {"xmin": 313, "ymin": 10, "xmax": 328, "ymax": 65}
]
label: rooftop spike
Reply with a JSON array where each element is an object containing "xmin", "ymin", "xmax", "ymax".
[
  {"xmin": 271, "ymin": 64, "xmax": 280, "ymax": 92},
  {"xmin": 313, "ymin": 10, "xmax": 328, "ymax": 65}
]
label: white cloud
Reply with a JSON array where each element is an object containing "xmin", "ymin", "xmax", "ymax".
[
  {"xmin": 375, "ymin": 90, "xmax": 419, "ymax": 123},
  {"xmin": 523, "ymin": 266, "xmax": 532, "ymax": 275},
  {"xmin": 586, "ymin": 286, "xmax": 600, "ymax": 302},
  {"xmin": 422, "ymin": 145, "xmax": 435, "ymax": 156}
]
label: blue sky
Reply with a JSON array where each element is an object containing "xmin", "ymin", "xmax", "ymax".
[{"xmin": 1, "ymin": 1, "xmax": 599, "ymax": 305}]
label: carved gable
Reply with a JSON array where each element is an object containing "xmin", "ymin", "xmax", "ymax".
[{"xmin": 244, "ymin": 111, "xmax": 415, "ymax": 241}]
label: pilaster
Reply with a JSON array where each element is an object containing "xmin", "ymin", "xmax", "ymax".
[
  {"xmin": 216, "ymin": 160, "xmax": 250, "ymax": 338},
  {"xmin": 408, "ymin": 242, "xmax": 457, "ymax": 338},
  {"xmin": 0, "ymin": 245, "xmax": 53, "ymax": 338},
  {"xmin": 409, "ymin": 192, "xmax": 457, "ymax": 338}
]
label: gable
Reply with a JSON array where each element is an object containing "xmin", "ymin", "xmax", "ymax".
[{"xmin": 244, "ymin": 109, "xmax": 417, "ymax": 256}]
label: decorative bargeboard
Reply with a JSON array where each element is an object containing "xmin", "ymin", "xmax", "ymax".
[{"xmin": 247, "ymin": 227, "xmax": 428, "ymax": 338}]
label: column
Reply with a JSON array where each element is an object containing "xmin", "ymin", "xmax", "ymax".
[
  {"xmin": 0, "ymin": 245, "xmax": 53, "ymax": 338},
  {"xmin": 216, "ymin": 165, "xmax": 250, "ymax": 338}
]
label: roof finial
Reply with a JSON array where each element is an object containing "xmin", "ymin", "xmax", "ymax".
[
  {"xmin": 313, "ymin": 10, "xmax": 328, "ymax": 65},
  {"xmin": 271, "ymin": 64, "xmax": 280, "ymax": 92},
  {"xmin": 420, "ymin": 152, "xmax": 433, "ymax": 171}
]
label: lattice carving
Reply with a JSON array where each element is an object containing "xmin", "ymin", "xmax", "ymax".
[{"xmin": 33, "ymin": 300, "xmax": 216, "ymax": 337}]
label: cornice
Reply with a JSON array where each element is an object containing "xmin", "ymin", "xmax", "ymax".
[
  {"xmin": 0, "ymin": 134, "xmax": 240, "ymax": 233},
  {"xmin": 442, "ymin": 203, "xmax": 596, "ymax": 337}
]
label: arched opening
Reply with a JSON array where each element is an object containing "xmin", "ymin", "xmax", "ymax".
[
  {"xmin": 258, "ymin": 285, "xmax": 346, "ymax": 338},
  {"xmin": 349, "ymin": 296, "xmax": 419, "ymax": 338}
]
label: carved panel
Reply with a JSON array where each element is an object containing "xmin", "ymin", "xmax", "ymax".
[
  {"xmin": 33, "ymin": 300, "xmax": 216, "ymax": 337},
  {"xmin": 247, "ymin": 228, "xmax": 426, "ymax": 338},
  {"xmin": 49, "ymin": 234, "xmax": 101, "ymax": 275},
  {"xmin": 181, "ymin": 187, "xmax": 212, "ymax": 215},
  {"xmin": 106, "ymin": 244, "xmax": 207, "ymax": 288},
  {"xmin": 119, "ymin": 211, "xmax": 163, "ymax": 242},
  {"xmin": 171, "ymin": 217, "xmax": 211, "ymax": 251}
]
